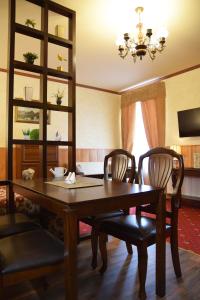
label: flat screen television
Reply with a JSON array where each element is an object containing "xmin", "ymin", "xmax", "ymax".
[{"xmin": 177, "ymin": 107, "xmax": 200, "ymax": 137}]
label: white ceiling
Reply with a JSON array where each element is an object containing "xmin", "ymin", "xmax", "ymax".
[{"xmin": 56, "ymin": 0, "xmax": 200, "ymax": 91}]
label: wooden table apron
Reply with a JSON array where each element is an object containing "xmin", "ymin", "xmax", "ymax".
[{"xmin": 11, "ymin": 179, "xmax": 165, "ymax": 300}]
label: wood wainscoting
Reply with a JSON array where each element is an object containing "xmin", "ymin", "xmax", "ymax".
[
  {"xmin": 181, "ymin": 145, "xmax": 200, "ymax": 167},
  {"xmin": 0, "ymin": 148, "xmax": 7, "ymax": 179},
  {"xmin": 0, "ymin": 147, "xmax": 113, "ymax": 179}
]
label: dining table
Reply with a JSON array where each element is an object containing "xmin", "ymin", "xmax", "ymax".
[{"xmin": 11, "ymin": 177, "xmax": 166, "ymax": 300}]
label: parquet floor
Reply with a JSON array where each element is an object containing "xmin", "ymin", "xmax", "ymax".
[{"xmin": 5, "ymin": 238, "xmax": 200, "ymax": 300}]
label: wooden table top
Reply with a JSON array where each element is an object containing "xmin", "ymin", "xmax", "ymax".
[{"xmin": 12, "ymin": 178, "xmax": 160, "ymax": 207}]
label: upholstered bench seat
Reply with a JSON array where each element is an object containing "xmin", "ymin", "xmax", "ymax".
[
  {"xmin": 0, "ymin": 229, "xmax": 64, "ymax": 275},
  {"xmin": 0, "ymin": 213, "xmax": 40, "ymax": 239}
]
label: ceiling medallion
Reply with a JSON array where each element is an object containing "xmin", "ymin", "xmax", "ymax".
[{"xmin": 117, "ymin": 6, "xmax": 168, "ymax": 62}]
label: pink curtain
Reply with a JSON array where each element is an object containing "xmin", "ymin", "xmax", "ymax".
[
  {"xmin": 141, "ymin": 97, "xmax": 165, "ymax": 148},
  {"xmin": 121, "ymin": 82, "xmax": 166, "ymax": 149},
  {"xmin": 121, "ymin": 102, "xmax": 136, "ymax": 152}
]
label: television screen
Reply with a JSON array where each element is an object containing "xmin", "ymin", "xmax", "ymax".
[{"xmin": 178, "ymin": 107, "xmax": 200, "ymax": 137}]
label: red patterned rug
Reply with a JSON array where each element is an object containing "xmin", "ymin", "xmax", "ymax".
[{"xmin": 79, "ymin": 204, "xmax": 200, "ymax": 255}]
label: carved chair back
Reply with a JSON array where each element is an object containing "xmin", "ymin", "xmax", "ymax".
[{"xmin": 104, "ymin": 149, "xmax": 136, "ymax": 183}]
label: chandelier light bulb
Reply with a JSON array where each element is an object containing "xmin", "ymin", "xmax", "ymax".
[
  {"xmin": 117, "ymin": 6, "xmax": 168, "ymax": 62},
  {"xmin": 157, "ymin": 27, "xmax": 169, "ymax": 38},
  {"xmin": 116, "ymin": 35, "xmax": 125, "ymax": 46}
]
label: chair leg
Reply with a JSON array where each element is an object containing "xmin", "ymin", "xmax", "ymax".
[
  {"xmin": 170, "ymin": 230, "xmax": 182, "ymax": 278},
  {"xmin": 0, "ymin": 277, "xmax": 4, "ymax": 299},
  {"xmin": 99, "ymin": 232, "xmax": 108, "ymax": 274},
  {"xmin": 137, "ymin": 245, "xmax": 148, "ymax": 300},
  {"xmin": 91, "ymin": 227, "xmax": 99, "ymax": 269},
  {"xmin": 125, "ymin": 242, "xmax": 133, "ymax": 255},
  {"xmin": 31, "ymin": 277, "xmax": 48, "ymax": 299}
]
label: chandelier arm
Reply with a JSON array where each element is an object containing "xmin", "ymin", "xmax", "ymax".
[
  {"xmin": 147, "ymin": 48, "xmax": 156, "ymax": 60},
  {"xmin": 119, "ymin": 47, "xmax": 129, "ymax": 59}
]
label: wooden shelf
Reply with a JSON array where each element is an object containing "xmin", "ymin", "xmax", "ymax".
[
  {"xmin": 13, "ymin": 99, "xmax": 43, "ymax": 109},
  {"xmin": 12, "ymin": 140, "xmax": 44, "ymax": 145},
  {"xmin": 15, "ymin": 23, "xmax": 44, "ymax": 40},
  {"xmin": 47, "ymin": 103, "xmax": 73, "ymax": 112},
  {"xmin": 46, "ymin": 141, "xmax": 73, "ymax": 146},
  {"xmin": 173, "ymin": 167, "xmax": 200, "ymax": 178},
  {"xmin": 47, "ymin": 67, "xmax": 72, "ymax": 80},
  {"xmin": 14, "ymin": 61, "xmax": 43, "ymax": 74},
  {"xmin": 26, "ymin": 0, "xmax": 45, "ymax": 7},
  {"xmin": 48, "ymin": 0, "xmax": 75, "ymax": 18},
  {"xmin": 48, "ymin": 34, "xmax": 72, "ymax": 48}
]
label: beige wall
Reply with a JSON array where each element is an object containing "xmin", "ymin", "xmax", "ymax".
[
  {"xmin": 165, "ymin": 68, "xmax": 200, "ymax": 146},
  {"xmin": 76, "ymin": 87, "xmax": 121, "ymax": 148},
  {"xmin": 0, "ymin": 71, "xmax": 121, "ymax": 148}
]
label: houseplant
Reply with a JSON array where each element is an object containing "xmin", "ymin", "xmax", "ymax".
[
  {"xmin": 25, "ymin": 19, "xmax": 36, "ymax": 28},
  {"xmin": 22, "ymin": 129, "xmax": 30, "ymax": 140},
  {"xmin": 30, "ymin": 129, "xmax": 39, "ymax": 140},
  {"xmin": 53, "ymin": 89, "xmax": 64, "ymax": 105},
  {"xmin": 23, "ymin": 52, "xmax": 38, "ymax": 64},
  {"xmin": 57, "ymin": 53, "xmax": 67, "ymax": 71}
]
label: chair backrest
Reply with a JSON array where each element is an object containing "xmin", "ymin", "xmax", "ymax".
[
  {"xmin": 104, "ymin": 149, "xmax": 136, "ymax": 183},
  {"xmin": 138, "ymin": 147, "xmax": 184, "ymax": 208}
]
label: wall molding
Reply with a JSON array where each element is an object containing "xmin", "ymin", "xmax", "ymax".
[
  {"xmin": 1, "ymin": 63, "xmax": 200, "ymax": 96},
  {"xmin": 0, "ymin": 68, "xmax": 120, "ymax": 95},
  {"xmin": 120, "ymin": 64, "xmax": 200, "ymax": 94}
]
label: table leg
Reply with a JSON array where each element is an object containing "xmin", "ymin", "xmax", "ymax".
[
  {"xmin": 63, "ymin": 209, "xmax": 78, "ymax": 300},
  {"xmin": 156, "ymin": 192, "xmax": 166, "ymax": 297}
]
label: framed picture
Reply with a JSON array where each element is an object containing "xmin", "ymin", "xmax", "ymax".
[{"xmin": 15, "ymin": 107, "xmax": 51, "ymax": 124}]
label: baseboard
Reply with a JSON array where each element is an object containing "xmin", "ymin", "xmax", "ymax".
[
  {"xmin": 181, "ymin": 197, "xmax": 200, "ymax": 208},
  {"xmin": 167, "ymin": 193, "xmax": 200, "ymax": 208}
]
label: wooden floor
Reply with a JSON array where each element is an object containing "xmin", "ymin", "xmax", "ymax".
[{"xmin": 5, "ymin": 238, "xmax": 200, "ymax": 300}]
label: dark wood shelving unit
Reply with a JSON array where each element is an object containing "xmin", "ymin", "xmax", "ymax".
[
  {"xmin": 48, "ymin": 34, "xmax": 72, "ymax": 48},
  {"xmin": 15, "ymin": 23, "xmax": 44, "ymax": 39},
  {"xmin": 47, "ymin": 67, "xmax": 72, "ymax": 79},
  {"xmin": 8, "ymin": 0, "xmax": 76, "ymax": 179},
  {"xmin": 13, "ymin": 99, "xmax": 44, "ymax": 109},
  {"xmin": 12, "ymin": 139, "xmax": 44, "ymax": 145},
  {"xmin": 14, "ymin": 60, "xmax": 44, "ymax": 74},
  {"xmin": 47, "ymin": 103, "xmax": 73, "ymax": 112}
]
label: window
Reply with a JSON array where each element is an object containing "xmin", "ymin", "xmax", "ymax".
[{"xmin": 132, "ymin": 101, "xmax": 149, "ymax": 165}]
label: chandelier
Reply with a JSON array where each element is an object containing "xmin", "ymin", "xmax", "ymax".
[{"xmin": 117, "ymin": 6, "xmax": 168, "ymax": 62}]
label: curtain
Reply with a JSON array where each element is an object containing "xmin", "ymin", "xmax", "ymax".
[
  {"xmin": 141, "ymin": 97, "xmax": 165, "ymax": 147},
  {"xmin": 121, "ymin": 82, "xmax": 166, "ymax": 149},
  {"xmin": 121, "ymin": 102, "xmax": 136, "ymax": 152}
]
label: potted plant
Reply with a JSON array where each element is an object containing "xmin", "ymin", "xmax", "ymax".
[
  {"xmin": 25, "ymin": 19, "xmax": 36, "ymax": 28},
  {"xmin": 30, "ymin": 129, "xmax": 39, "ymax": 140},
  {"xmin": 22, "ymin": 129, "xmax": 30, "ymax": 140},
  {"xmin": 57, "ymin": 53, "xmax": 67, "ymax": 71},
  {"xmin": 23, "ymin": 52, "xmax": 38, "ymax": 64},
  {"xmin": 55, "ymin": 130, "xmax": 62, "ymax": 141},
  {"xmin": 53, "ymin": 89, "xmax": 64, "ymax": 105}
]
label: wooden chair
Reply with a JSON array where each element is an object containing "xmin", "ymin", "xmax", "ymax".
[
  {"xmin": 0, "ymin": 180, "xmax": 40, "ymax": 238},
  {"xmin": 98, "ymin": 147, "xmax": 184, "ymax": 299},
  {"xmin": 0, "ymin": 228, "xmax": 64, "ymax": 298},
  {"xmin": 81, "ymin": 149, "xmax": 136, "ymax": 269}
]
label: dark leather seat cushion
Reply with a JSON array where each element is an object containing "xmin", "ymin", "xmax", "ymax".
[
  {"xmin": 0, "ymin": 229, "xmax": 64, "ymax": 275},
  {"xmin": 99, "ymin": 215, "xmax": 171, "ymax": 245},
  {"xmin": 81, "ymin": 210, "xmax": 124, "ymax": 226},
  {"xmin": 0, "ymin": 213, "xmax": 40, "ymax": 238}
]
